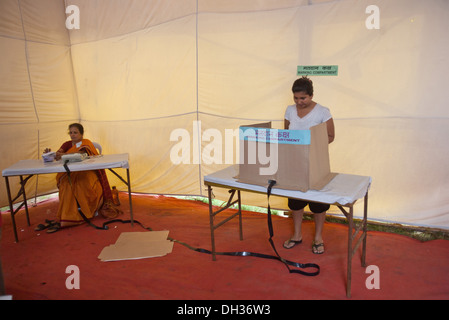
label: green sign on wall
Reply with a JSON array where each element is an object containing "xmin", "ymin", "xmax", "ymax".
[{"xmin": 297, "ymin": 65, "xmax": 338, "ymax": 76}]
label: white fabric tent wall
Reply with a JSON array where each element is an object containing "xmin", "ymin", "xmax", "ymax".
[
  {"xmin": 0, "ymin": 0, "xmax": 79, "ymax": 204},
  {"xmin": 0, "ymin": 0, "xmax": 448, "ymax": 229}
]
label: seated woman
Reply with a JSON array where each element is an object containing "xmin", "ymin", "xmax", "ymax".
[{"xmin": 37, "ymin": 123, "xmax": 120, "ymax": 233}]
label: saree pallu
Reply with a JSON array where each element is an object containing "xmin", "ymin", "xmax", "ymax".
[{"xmin": 56, "ymin": 139, "xmax": 120, "ymax": 227}]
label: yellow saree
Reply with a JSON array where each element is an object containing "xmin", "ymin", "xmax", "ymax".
[{"xmin": 56, "ymin": 139, "xmax": 119, "ymax": 227}]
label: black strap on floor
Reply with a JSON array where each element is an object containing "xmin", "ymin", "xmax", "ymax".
[
  {"xmin": 63, "ymin": 162, "xmax": 319, "ymax": 276},
  {"xmin": 265, "ymin": 179, "xmax": 320, "ymax": 276}
]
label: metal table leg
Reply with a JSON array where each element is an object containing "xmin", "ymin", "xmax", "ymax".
[
  {"xmin": 108, "ymin": 168, "xmax": 134, "ymax": 226},
  {"xmin": 347, "ymin": 205, "xmax": 354, "ymax": 298},
  {"xmin": 126, "ymin": 168, "xmax": 134, "ymax": 226},
  {"xmin": 4, "ymin": 175, "xmax": 32, "ymax": 243},
  {"xmin": 208, "ymin": 185, "xmax": 216, "ymax": 261},
  {"xmin": 338, "ymin": 192, "xmax": 369, "ymax": 298},
  {"xmin": 207, "ymin": 186, "xmax": 243, "ymax": 261}
]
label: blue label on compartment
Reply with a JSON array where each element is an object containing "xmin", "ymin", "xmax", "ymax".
[{"xmin": 239, "ymin": 127, "xmax": 311, "ymax": 145}]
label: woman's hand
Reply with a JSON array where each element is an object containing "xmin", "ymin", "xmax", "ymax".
[{"xmin": 44, "ymin": 147, "xmax": 64, "ymax": 160}]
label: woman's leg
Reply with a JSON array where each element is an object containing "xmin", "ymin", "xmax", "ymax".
[
  {"xmin": 291, "ymin": 208, "xmax": 305, "ymax": 241},
  {"xmin": 283, "ymin": 209, "xmax": 305, "ymax": 248},
  {"xmin": 313, "ymin": 211, "xmax": 326, "ymax": 254},
  {"xmin": 309, "ymin": 202, "xmax": 330, "ymax": 254},
  {"xmin": 284, "ymin": 199, "xmax": 308, "ymax": 248}
]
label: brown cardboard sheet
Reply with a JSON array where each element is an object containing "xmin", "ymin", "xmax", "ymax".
[{"xmin": 98, "ymin": 231, "xmax": 173, "ymax": 262}]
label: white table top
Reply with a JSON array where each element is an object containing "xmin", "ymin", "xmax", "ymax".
[
  {"xmin": 2, "ymin": 153, "xmax": 129, "ymax": 177},
  {"xmin": 204, "ymin": 165, "xmax": 371, "ymax": 206}
]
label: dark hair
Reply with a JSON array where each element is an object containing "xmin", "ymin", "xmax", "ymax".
[
  {"xmin": 292, "ymin": 76, "xmax": 314, "ymax": 96},
  {"xmin": 68, "ymin": 123, "xmax": 84, "ymax": 135}
]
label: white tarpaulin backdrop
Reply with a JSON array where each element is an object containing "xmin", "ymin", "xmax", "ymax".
[{"xmin": 1, "ymin": 0, "xmax": 448, "ymax": 229}]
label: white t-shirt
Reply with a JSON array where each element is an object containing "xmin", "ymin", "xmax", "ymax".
[{"xmin": 284, "ymin": 103, "xmax": 332, "ymax": 130}]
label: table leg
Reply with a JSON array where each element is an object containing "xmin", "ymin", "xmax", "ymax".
[
  {"xmin": 4, "ymin": 175, "xmax": 33, "ymax": 242},
  {"xmin": 208, "ymin": 185, "xmax": 216, "ymax": 261},
  {"xmin": 237, "ymin": 190, "xmax": 243, "ymax": 241},
  {"xmin": 362, "ymin": 193, "xmax": 368, "ymax": 267},
  {"xmin": 108, "ymin": 168, "xmax": 134, "ymax": 226},
  {"xmin": 19, "ymin": 175, "xmax": 31, "ymax": 226},
  {"xmin": 347, "ymin": 205, "xmax": 354, "ymax": 298},
  {"xmin": 4, "ymin": 177, "xmax": 18, "ymax": 242},
  {"xmin": 126, "ymin": 168, "xmax": 134, "ymax": 226}
]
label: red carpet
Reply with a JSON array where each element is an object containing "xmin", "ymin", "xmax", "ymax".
[{"xmin": 1, "ymin": 193, "xmax": 448, "ymax": 300}]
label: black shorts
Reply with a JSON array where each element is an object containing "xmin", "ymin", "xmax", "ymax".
[{"xmin": 288, "ymin": 198, "xmax": 330, "ymax": 213}]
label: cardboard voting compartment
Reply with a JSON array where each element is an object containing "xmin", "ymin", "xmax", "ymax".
[{"xmin": 237, "ymin": 122, "xmax": 336, "ymax": 192}]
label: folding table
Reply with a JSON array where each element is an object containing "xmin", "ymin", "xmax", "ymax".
[
  {"xmin": 204, "ymin": 165, "xmax": 371, "ymax": 298},
  {"xmin": 2, "ymin": 153, "xmax": 134, "ymax": 242}
]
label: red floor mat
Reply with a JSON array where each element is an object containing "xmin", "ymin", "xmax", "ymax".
[{"xmin": 1, "ymin": 193, "xmax": 449, "ymax": 300}]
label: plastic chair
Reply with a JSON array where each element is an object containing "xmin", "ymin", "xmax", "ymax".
[{"xmin": 92, "ymin": 142, "xmax": 102, "ymax": 155}]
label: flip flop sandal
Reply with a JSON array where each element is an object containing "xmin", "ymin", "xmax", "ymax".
[
  {"xmin": 283, "ymin": 239, "xmax": 303, "ymax": 249},
  {"xmin": 34, "ymin": 219, "xmax": 56, "ymax": 231},
  {"xmin": 46, "ymin": 222, "xmax": 61, "ymax": 234},
  {"xmin": 312, "ymin": 242, "xmax": 325, "ymax": 254}
]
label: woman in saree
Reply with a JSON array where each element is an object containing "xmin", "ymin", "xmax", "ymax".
[{"xmin": 37, "ymin": 123, "xmax": 120, "ymax": 233}]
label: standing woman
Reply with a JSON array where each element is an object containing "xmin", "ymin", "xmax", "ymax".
[
  {"xmin": 283, "ymin": 77, "xmax": 335, "ymax": 254},
  {"xmin": 38, "ymin": 123, "xmax": 119, "ymax": 233}
]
